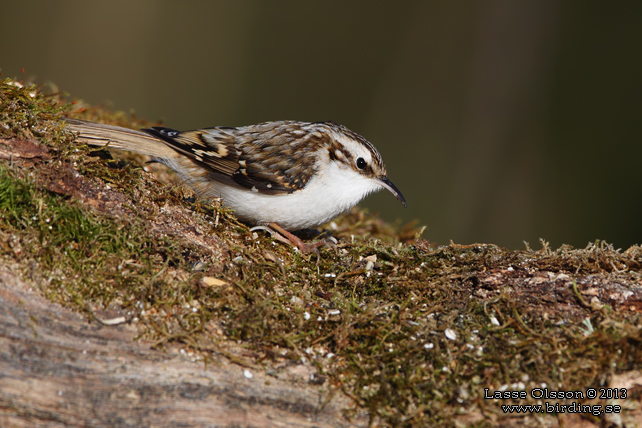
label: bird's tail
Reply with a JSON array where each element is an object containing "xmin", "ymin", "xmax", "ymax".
[{"xmin": 63, "ymin": 118, "xmax": 179, "ymax": 159}]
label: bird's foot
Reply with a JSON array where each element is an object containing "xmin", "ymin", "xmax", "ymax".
[{"xmin": 251, "ymin": 223, "xmax": 336, "ymax": 254}]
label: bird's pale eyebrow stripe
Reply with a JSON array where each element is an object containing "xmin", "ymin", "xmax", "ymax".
[{"xmin": 329, "ymin": 124, "xmax": 385, "ymax": 170}]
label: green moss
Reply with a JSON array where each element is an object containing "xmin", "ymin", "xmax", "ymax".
[{"xmin": 0, "ymin": 163, "xmax": 183, "ymax": 316}]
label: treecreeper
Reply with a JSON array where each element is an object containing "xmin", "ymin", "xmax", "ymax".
[{"xmin": 65, "ymin": 118, "xmax": 406, "ymax": 253}]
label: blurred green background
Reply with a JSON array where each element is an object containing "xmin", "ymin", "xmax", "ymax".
[{"xmin": 2, "ymin": 1, "xmax": 641, "ymax": 249}]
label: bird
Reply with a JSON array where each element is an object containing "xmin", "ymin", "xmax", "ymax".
[{"xmin": 64, "ymin": 118, "xmax": 406, "ymax": 252}]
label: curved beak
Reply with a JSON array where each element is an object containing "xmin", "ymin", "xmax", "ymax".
[{"xmin": 379, "ymin": 177, "xmax": 407, "ymax": 207}]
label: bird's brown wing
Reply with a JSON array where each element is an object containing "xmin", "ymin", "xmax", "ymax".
[{"xmin": 143, "ymin": 121, "xmax": 323, "ymax": 195}]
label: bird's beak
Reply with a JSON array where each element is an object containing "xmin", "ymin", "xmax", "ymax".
[{"xmin": 379, "ymin": 177, "xmax": 407, "ymax": 207}]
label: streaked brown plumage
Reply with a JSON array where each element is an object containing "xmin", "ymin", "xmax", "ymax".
[{"xmin": 65, "ymin": 118, "xmax": 406, "ymax": 251}]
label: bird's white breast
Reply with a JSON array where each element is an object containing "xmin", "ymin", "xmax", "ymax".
[{"xmin": 202, "ymin": 161, "xmax": 383, "ymax": 230}]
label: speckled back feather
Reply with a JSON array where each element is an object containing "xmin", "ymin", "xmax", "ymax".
[{"xmin": 143, "ymin": 121, "xmax": 386, "ymax": 195}]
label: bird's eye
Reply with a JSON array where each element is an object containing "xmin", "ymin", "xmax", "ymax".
[{"xmin": 356, "ymin": 157, "xmax": 367, "ymax": 170}]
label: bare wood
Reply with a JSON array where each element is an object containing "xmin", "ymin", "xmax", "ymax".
[{"xmin": 0, "ymin": 266, "xmax": 365, "ymax": 428}]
